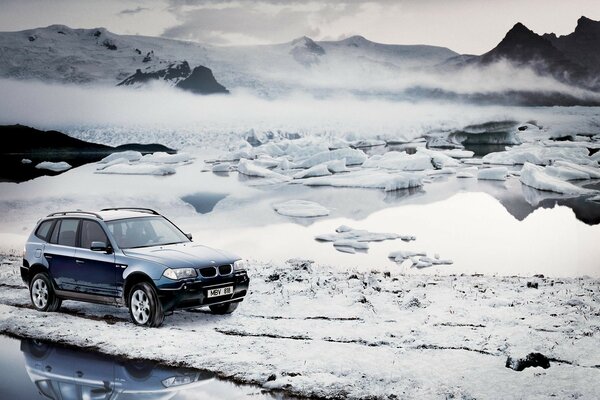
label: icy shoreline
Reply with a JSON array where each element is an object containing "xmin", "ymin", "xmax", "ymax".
[{"xmin": 0, "ymin": 256, "xmax": 598, "ymax": 399}]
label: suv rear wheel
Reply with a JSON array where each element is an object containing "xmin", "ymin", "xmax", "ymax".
[
  {"xmin": 30, "ymin": 273, "xmax": 62, "ymax": 312},
  {"xmin": 209, "ymin": 302, "xmax": 239, "ymax": 314},
  {"xmin": 128, "ymin": 282, "xmax": 164, "ymax": 327}
]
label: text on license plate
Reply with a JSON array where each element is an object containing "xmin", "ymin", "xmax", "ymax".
[{"xmin": 207, "ymin": 286, "xmax": 233, "ymax": 298}]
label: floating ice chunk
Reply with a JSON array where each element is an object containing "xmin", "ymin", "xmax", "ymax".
[
  {"xmin": 316, "ymin": 226, "xmax": 407, "ymax": 243},
  {"xmin": 293, "ymin": 164, "xmax": 332, "ymax": 179},
  {"xmin": 412, "ymin": 256, "xmax": 453, "ymax": 268},
  {"xmin": 326, "ymin": 159, "xmax": 349, "ymax": 173},
  {"xmin": 21, "ymin": 158, "xmax": 32, "ymax": 164},
  {"xmin": 457, "ymin": 167, "xmax": 477, "ymax": 178},
  {"xmin": 328, "ymin": 137, "xmax": 351, "ymax": 150},
  {"xmin": 426, "ymin": 168, "xmax": 456, "ymax": 176},
  {"xmin": 482, "ymin": 144, "xmax": 593, "ymax": 166},
  {"xmin": 417, "ymin": 148, "xmax": 461, "ymax": 168},
  {"xmin": 520, "ymin": 163, "xmax": 593, "ymax": 195},
  {"xmin": 35, "ymin": 161, "xmax": 72, "ymax": 172},
  {"xmin": 441, "ymin": 149, "xmax": 475, "ymax": 159},
  {"xmin": 363, "ymin": 151, "xmax": 433, "ymax": 171},
  {"xmin": 99, "ymin": 151, "xmax": 142, "ymax": 164},
  {"xmin": 297, "ymin": 148, "xmax": 367, "ymax": 168},
  {"xmin": 215, "ymin": 149, "xmax": 252, "ymax": 162},
  {"xmin": 462, "ymin": 159, "xmax": 484, "ymax": 165},
  {"xmin": 212, "ymin": 162, "xmax": 231, "ymax": 172},
  {"xmin": 142, "ymin": 152, "xmax": 191, "ymax": 164},
  {"xmin": 96, "ymin": 164, "xmax": 175, "ymax": 175},
  {"xmin": 351, "ymin": 139, "xmax": 386, "ymax": 148},
  {"xmin": 335, "ymin": 246, "xmax": 356, "ymax": 254},
  {"xmin": 237, "ymin": 159, "xmax": 291, "ymax": 181},
  {"xmin": 388, "ymin": 250, "xmax": 426, "ymax": 263},
  {"xmin": 336, "ymin": 225, "xmax": 352, "ymax": 233},
  {"xmin": 545, "ymin": 165, "xmax": 591, "ymax": 181},
  {"xmin": 96, "ymin": 157, "xmax": 130, "ymax": 170},
  {"xmin": 302, "ymin": 170, "xmax": 422, "ymax": 192},
  {"xmin": 333, "ymin": 240, "xmax": 369, "ymax": 250},
  {"xmin": 277, "ymin": 158, "xmax": 292, "ymax": 170},
  {"xmin": 478, "ymin": 167, "xmax": 508, "ymax": 181},
  {"xmin": 589, "ymin": 194, "xmax": 600, "ymax": 203},
  {"xmin": 553, "ymin": 161, "xmax": 600, "ymax": 179},
  {"xmin": 542, "ymin": 140, "xmax": 600, "ymax": 149},
  {"xmin": 273, "ymin": 200, "xmax": 330, "ymax": 218},
  {"xmin": 253, "ymin": 155, "xmax": 281, "ymax": 169}
]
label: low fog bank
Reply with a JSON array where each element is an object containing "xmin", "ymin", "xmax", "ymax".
[{"xmin": 0, "ymin": 79, "xmax": 599, "ymax": 148}]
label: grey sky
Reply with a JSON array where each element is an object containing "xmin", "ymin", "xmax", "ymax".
[{"xmin": 0, "ymin": 0, "xmax": 598, "ymax": 54}]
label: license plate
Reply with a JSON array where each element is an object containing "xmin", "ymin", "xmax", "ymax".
[{"xmin": 207, "ymin": 286, "xmax": 233, "ymax": 298}]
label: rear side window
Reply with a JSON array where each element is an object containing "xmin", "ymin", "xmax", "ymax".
[
  {"xmin": 56, "ymin": 219, "xmax": 80, "ymax": 247},
  {"xmin": 80, "ymin": 220, "xmax": 109, "ymax": 249},
  {"xmin": 35, "ymin": 220, "xmax": 55, "ymax": 242}
]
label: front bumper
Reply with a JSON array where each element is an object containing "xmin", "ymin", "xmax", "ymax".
[{"xmin": 156, "ymin": 270, "xmax": 249, "ymax": 312}]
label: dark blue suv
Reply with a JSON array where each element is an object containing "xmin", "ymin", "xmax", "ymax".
[{"xmin": 21, "ymin": 208, "xmax": 249, "ymax": 327}]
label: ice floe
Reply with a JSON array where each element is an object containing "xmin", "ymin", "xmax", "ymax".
[
  {"xmin": 272, "ymin": 200, "xmax": 330, "ymax": 218},
  {"xmin": 316, "ymin": 225, "xmax": 414, "ymax": 246},
  {"xmin": 457, "ymin": 167, "xmax": 477, "ymax": 178},
  {"xmin": 519, "ymin": 163, "xmax": 594, "ymax": 195},
  {"xmin": 237, "ymin": 159, "xmax": 291, "ymax": 181},
  {"xmin": 301, "ymin": 170, "xmax": 423, "ymax": 192},
  {"xmin": 482, "ymin": 144, "xmax": 594, "ymax": 166},
  {"xmin": 211, "ymin": 162, "xmax": 231, "ymax": 172},
  {"xmin": 35, "ymin": 161, "xmax": 72, "ymax": 172},
  {"xmin": 21, "ymin": 158, "xmax": 32, "ymax": 164},
  {"xmin": 96, "ymin": 164, "xmax": 176, "ymax": 175},
  {"xmin": 296, "ymin": 148, "xmax": 367, "ymax": 168},
  {"xmin": 477, "ymin": 167, "xmax": 508, "ymax": 181},
  {"xmin": 141, "ymin": 152, "xmax": 192, "ymax": 164},
  {"xmin": 362, "ymin": 151, "xmax": 433, "ymax": 171},
  {"xmin": 292, "ymin": 164, "xmax": 331, "ymax": 179},
  {"xmin": 98, "ymin": 150, "xmax": 142, "ymax": 164}
]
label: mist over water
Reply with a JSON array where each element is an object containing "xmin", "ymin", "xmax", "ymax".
[{"xmin": 1, "ymin": 78, "xmax": 599, "ymax": 148}]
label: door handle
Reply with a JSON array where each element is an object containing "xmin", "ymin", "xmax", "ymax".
[
  {"xmin": 44, "ymin": 255, "xmax": 52, "ymax": 259},
  {"xmin": 75, "ymin": 260, "xmax": 85, "ymax": 264}
]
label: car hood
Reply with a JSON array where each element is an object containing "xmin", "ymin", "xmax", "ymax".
[{"xmin": 123, "ymin": 242, "xmax": 239, "ymax": 269}]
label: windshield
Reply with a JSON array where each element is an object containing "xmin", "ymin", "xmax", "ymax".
[{"xmin": 106, "ymin": 216, "xmax": 189, "ymax": 249}]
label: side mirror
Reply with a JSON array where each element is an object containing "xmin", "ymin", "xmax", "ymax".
[
  {"xmin": 185, "ymin": 233, "xmax": 193, "ymax": 241},
  {"xmin": 91, "ymin": 241, "xmax": 111, "ymax": 253}
]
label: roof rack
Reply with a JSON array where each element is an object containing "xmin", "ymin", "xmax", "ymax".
[
  {"xmin": 47, "ymin": 210, "xmax": 103, "ymax": 220},
  {"xmin": 100, "ymin": 207, "xmax": 159, "ymax": 215}
]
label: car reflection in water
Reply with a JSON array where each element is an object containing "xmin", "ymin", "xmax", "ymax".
[{"xmin": 20, "ymin": 338, "xmax": 214, "ymax": 400}]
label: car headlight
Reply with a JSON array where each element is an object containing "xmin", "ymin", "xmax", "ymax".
[
  {"xmin": 233, "ymin": 259, "xmax": 248, "ymax": 271},
  {"xmin": 163, "ymin": 267, "xmax": 197, "ymax": 280},
  {"xmin": 162, "ymin": 374, "xmax": 197, "ymax": 388}
]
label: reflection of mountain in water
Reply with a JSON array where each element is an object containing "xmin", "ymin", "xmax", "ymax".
[{"xmin": 20, "ymin": 338, "xmax": 214, "ymax": 400}]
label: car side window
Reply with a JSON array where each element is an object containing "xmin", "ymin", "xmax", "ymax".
[
  {"xmin": 49, "ymin": 220, "xmax": 61, "ymax": 244},
  {"xmin": 56, "ymin": 219, "xmax": 80, "ymax": 247},
  {"xmin": 80, "ymin": 220, "xmax": 109, "ymax": 249},
  {"xmin": 35, "ymin": 220, "xmax": 55, "ymax": 242}
]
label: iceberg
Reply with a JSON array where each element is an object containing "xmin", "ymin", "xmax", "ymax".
[
  {"xmin": 519, "ymin": 163, "xmax": 593, "ymax": 195},
  {"xmin": 98, "ymin": 151, "xmax": 142, "ymax": 164},
  {"xmin": 237, "ymin": 159, "xmax": 291, "ymax": 181},
  {"xmin": 297, "ymin": 148, "xmax": 367, "ymax": 168},
  {"xmin": 35, "ymin": 161, "xmax": 72, "ymax": 172},
  {"xmin": 477, "ymin": 167, "xmax": 508, "ymax": 181},
  {"xmin": 301, "ymin": 170, "xmax": 422, "ymax": 192},
  {"xmin": 273, "ymin": 200, "xmax": 330, "ymax": 218}
]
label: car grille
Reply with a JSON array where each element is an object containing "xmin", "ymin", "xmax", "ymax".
[
  {"xmin": 198, "ymin": 264, "xmax": 233, "ymax": 278},
  {"xmin": 218, "ymin": 264, "xmax": 232, "ymax": 275},
  {"xmin": 198, "ymin": 267, "xmax": 217, "ymax": 278}
]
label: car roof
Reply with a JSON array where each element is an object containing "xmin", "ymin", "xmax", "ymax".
[{"xmin": 45, "ymin": 210, "xmax": 161, "ymax": 222}]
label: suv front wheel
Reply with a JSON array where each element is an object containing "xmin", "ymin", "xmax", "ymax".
[
  {"xmin": 128, "ymin": 282, "xmax": 164, "ymax": 327},
  {"xmin": 30, "ymin": 273, "xmax": 62, "ymax": 312}
]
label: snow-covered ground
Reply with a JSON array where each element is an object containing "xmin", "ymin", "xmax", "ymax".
[{"xmin": 0, "ymin": 257, "xmax": 598, "ymax": 399}]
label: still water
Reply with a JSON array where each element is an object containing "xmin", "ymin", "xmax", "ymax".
[{"xmin": 0, "ymin": 335, "xmax": 292, "ymax": 400}]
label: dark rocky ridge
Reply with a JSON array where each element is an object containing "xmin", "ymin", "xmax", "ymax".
[
  {"xmin": 477, "ymin": 18, "xmax": 600, "ymax": 90},
  {"xmin": 118, "ymin": 62, "xmax": 229, "ymax": 95},
  {"xmin": 176, "ymin": 65, "xmax": 229, "ymax": 94},
  {"xmin": 0, "ymin": 125, "xmax": 174, "ymax": 182}
]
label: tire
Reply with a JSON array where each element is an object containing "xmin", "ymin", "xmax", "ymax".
[
  {"xmin": 124, "ymin": 359, "xmax": 156, "ymax": 380},
  {"xmin": 30, "ymin": 273, "xmax": 61, "ymax": 312},
  {"xmin": 209, "ymin": 302, "xmax": 239, "ymax": 315},
  {"xmin": 128, "ymin": 282, "xmax": 164, "ymax": 327}
]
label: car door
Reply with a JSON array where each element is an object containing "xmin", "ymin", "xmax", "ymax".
[
  {"xmin": 45, "ymin": 218, "xmax": 81, "ymax": 292},
  {"xmin": 74, "ymin": 219, "xmax": 118, "ymax": 297}
]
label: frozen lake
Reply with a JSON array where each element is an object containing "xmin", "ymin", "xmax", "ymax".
[{"xmin": 1, "ymin": 151, "xmax": 598, "ymax": 278}]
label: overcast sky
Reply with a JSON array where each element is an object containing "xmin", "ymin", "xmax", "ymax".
[{"xmin": 0, "ymin": 0, "xmax": 599, "ymax": 54}]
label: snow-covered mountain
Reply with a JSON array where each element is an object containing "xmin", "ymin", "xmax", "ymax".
[{"xmin": 0, "ymin": 24, "xmax": 457, "ymax": 95}]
